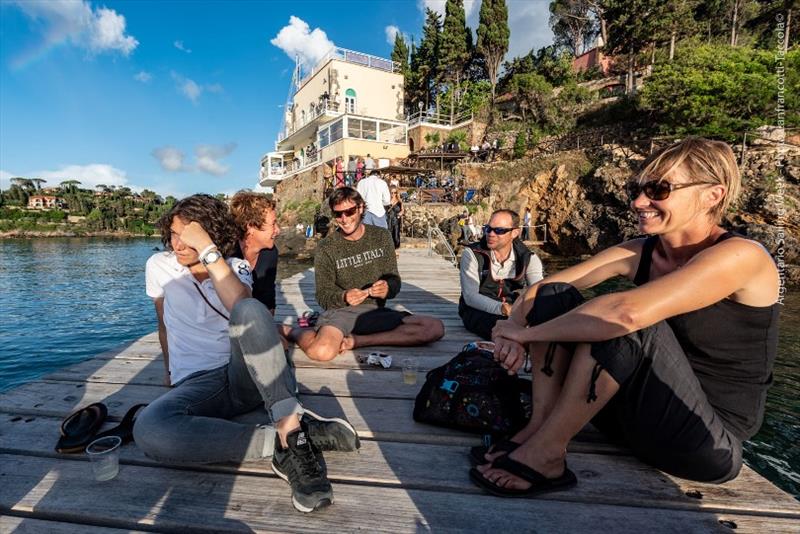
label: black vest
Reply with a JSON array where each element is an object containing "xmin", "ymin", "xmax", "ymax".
[{"xmin": 459, "ymin": 238, "xmax": 532, "ymax": 313}]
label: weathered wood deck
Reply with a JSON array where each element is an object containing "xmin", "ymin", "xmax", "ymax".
[{"xmin": 1, "ymin": 248, "xmax": 798, "ymax": 533}]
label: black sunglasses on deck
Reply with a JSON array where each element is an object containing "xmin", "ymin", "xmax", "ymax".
[
  {"xmin": 626, "ymin": 179, "xmax": 712, "ymax": 202},
  {"xmin": 332, "ymin": 206, "xmax": 359, "ymax": 218},
  {"xmin": 483, "ymin": 225, "xmax": 516, "ymax": 235}
]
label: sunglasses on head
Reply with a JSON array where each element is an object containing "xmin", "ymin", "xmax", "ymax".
[
  {"xmin": 626, "ymin": 179, "xmax": 712, "ymax": 202},
  {"xmin": 332, "ymin": 205, "xmax": 360, "ymax": 218},
  {"xmin": 483, "ymin": 225, "xmax": 516, "ymax": 235}
]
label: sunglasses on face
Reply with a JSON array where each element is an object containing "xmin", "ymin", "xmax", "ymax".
[
  {"xmin": 625, "ymin": 179, "xmax": 712, "ymax": 202},
  {"xmin": 483, "ymin": 225, "xmax": 516, "ymax": 235},
  {"xmin": 332, "ymin": 205, "xmax": 360, "ymax": 218}
]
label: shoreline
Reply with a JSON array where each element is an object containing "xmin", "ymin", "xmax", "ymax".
[{"xmin": 0, "ymin": 230, "xmax": 158, "ymax": 239}]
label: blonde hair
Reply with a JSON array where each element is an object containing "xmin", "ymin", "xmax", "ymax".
[
  {"xmin": 634, "ymin": 137, "xmax": 741, "ymax": 222},
  {"xmin": 230, "ymin": 191, "xmax": 276, "ymax": 230}
]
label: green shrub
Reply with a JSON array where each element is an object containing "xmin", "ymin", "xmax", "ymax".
[{"xmin": 513, "ymin": 131, "xmax": 527, "ymax": 159}]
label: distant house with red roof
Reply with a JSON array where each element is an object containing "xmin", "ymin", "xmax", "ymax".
[{"xmin": 28, "ymin": 195, "xmax": 64, "ymax": 209}]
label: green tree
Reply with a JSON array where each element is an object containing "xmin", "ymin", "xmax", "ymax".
[
  {"xmin": 513, "ymin": 131, "xmax": 527, "ymax": 158},
  {"xmin": 510, "ymin": 73, "xmax": 554, "ymax": 123},
  {"xmin": 440, "ymin": 0, "xmax": 471, "ymax": 119},
  {"xmin": 476, "ymin": 0, "xmax": 510, "ymax": 102},
  {"xmin": 604, "ymin": 0, "xmax": 670, "ymax": 94},
  {"xmin": 638, "ymin": 44, "xmax": 788, "ymax": 139},
  {"xmin": 550, "ymin": 0, "xmax": 595, "ymax": 56},
  {"xmin": 417, "ymin": 8, "xmax": 443, "ymax": 110},
  {"xmin": 391, "ymin": 32, "xmax": 412, "ymax": 113}
]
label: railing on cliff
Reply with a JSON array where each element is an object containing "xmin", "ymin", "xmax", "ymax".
[{"xmin": 427, "ymin": 223, "xmax": 457, "ymax": 266}]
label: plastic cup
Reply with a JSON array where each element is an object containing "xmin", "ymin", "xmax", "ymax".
[
  {"xmin": 402, "ymin": 359, "xmax": 419, "ymax": 385},
  {"xmin": 86, "ymin": 436, "xmax": 122, "ymax": 481}
]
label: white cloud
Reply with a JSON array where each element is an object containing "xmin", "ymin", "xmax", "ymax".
[
  {"xmin": 270, "ymin": 16, "xmax": 335, "ymax": 69},
  {"xmin": 152, "ymin": 147, "xmax": 189, "ymax": 172},
  {"xmin": 13, "ymin": 0, "xmax": 138, "ymax": 56},
  {"xmin": 33, "ymin": 164, "xmax": 130, "ymax": 190},
  {"xmin": 385, "ymin": 25, "xmax": 400, "ymax": 45},
  {"xmin": 171, "ymin": 71, "xmax": 202, "ymax": 103},
  {"xmin": 206, "ymin": 83, "xmax": 224, "ymax": 94},
  {"xmin": 506, "ymin": 1, "xmax": 553, "ymax": 59},
  {"xmin": 416, "ymin": 0, "xmax": 552, "ymax": 60},
  {"xmin": 174, "ymin": 40, "xmax": 192, "ymax": 53},
  {"xmin": 0, "ymin": 170, "xmax": 16, "ymax": 186},
  {"xmin": 134, "ymin": 70, "xmax": 152, "ymax": 83},
  {"xmin": 195, "ymin": 144, "xmax": 237, "ymax": 176},
  {"xmin": 419, "ymin": 0, "xmax": 480, "ymax": 19}
]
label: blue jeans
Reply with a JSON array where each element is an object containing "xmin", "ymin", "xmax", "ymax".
[
  {"xmin": 133, "ymin": 299, "xmax": 302, "ymax": 464},
  {"xmin": 363, "ymin": 211, "xmax": 388, "ymax": 228}
]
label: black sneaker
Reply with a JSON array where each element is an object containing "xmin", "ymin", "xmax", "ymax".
[
  {"xmin": 272, "ymin": 429, "xmax": 333, "ymax": 513},
  {"xmin": 302, "ymin": 408, "xmax": 361, "ymax": 452}
]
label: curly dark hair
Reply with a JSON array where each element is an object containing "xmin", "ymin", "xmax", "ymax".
[{"xmin": 157, "ymin": 194, "xmax": 242, "ymax": 258}]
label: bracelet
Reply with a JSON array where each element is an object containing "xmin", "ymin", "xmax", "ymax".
[{"xmin": 198, "ymin": 244, "xmax": 217, "ymax": 261}]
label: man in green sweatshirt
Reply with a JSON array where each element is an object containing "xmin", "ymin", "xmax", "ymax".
[{"xmin": 289, "ymin": 187, "xmax": 444, "ymax": 361}]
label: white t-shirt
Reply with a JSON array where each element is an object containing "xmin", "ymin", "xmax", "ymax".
[
  {"xmin": 145, "ymin": 252, "xmax": 253, "ymax": 384},
  {"xmin": 357, "ymin": 175, "xmax": 391, "ymax": 218}
]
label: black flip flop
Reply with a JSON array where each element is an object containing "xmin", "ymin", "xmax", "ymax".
[
  {"xmin": 469, "ymin": 439, "xmax": 521, "ymax": 466},
  {"xmin": 469, "ymin": 455, "xmax": 577, "ymax": 498},
  {"xmin": 94, "ymin": 404, "xmax": 148, "ymax": 445},
  {"xmin": 55, "ymin": 402, "xmax": 108, "ymax": 454}
]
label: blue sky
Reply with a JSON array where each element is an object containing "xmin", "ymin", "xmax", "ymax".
[{"xmin": 0, "ymin": 0, "xmax": 553, "ymax": 198}]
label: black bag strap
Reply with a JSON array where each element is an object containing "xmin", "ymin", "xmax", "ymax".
[{"xmin": 193, "ymin": 282, "xmax": 230, "ymax": 321}]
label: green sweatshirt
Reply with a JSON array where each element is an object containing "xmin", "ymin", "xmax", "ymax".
[{"xmin": 314, "ymin": 224, "xmax": 401, "ymax": 310}]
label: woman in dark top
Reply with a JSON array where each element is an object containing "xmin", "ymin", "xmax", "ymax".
[
  {"xmin": 470, "ymin": 137, "xmax": 780, "ymax": 497},
  {"xmin": 387, "ymin": 187, "xmax": 403, "ymax": 250}
]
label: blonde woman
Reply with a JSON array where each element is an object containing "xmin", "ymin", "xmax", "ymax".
[{"xmin": 470, "ymin": 138, "xmax": 780, "ymax": 497}]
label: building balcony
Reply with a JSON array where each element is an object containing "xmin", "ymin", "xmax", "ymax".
[{"xmin": 278, "ymin": 101, "xmax": 341, "ymax": 147}]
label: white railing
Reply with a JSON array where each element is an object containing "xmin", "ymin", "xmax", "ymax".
[
  {"xmin": 279, "ymin": 101, "xmax": 341, "ymax": 143},
  {"xmin": 407, "ymin": 110, "xmax": 473, "ymax": 128},
  {"xmin": 297, "ymin": 47, "xmax": 401, "ymax": 89},
  {"xmin": 427, "ymin": 223, "xmax": 457, "ymax": 266}
]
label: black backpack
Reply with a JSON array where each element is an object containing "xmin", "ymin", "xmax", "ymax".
[{"xmin": 413, "ymin": 346, "xmax": 532, "ymax": 436}]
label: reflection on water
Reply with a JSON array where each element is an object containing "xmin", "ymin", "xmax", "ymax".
[{"xmin": 0, "ymin": 240, "xmax": 797, "ymax": 498}]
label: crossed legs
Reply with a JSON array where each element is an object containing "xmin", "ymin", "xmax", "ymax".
[{"xmin": 290, "ymin": 315, "xmax": 445, "ymax": 362}]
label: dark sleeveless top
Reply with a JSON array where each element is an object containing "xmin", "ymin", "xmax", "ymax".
[{"xmin": 633, "ymin": 232, "xmax": 779, "ymax": 440}]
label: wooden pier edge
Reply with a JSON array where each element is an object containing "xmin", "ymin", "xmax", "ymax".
[{"xmin": 1, "ymin": 248, "xmax": 798, "ymax": 533}]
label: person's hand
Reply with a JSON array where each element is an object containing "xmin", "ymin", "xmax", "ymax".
[
  {"xmin": 500, "ymin": 301, "xmax": 512, "ymax": 317},
  {"xmin": 493, "ymin": 335, "xmax": 527, "ymax": 375},
  {"xmin": 368, "ymin": 279, "xmax": 389, "ymax": 299},
  {"xmin": 344, "ymin": 288, "xmax": 369, "ymax": 306},
  {"xmin": 178, "ymin": 221, "xmax": 214, "ymax": 252},
  {"xmin": 492, "ymin": 318, "xmax": 528, "ymax": 345}
]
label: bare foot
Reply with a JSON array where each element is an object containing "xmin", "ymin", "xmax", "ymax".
[{"xmin": 339, "ymin": 335, "xmax": 356, "ymax": 353}]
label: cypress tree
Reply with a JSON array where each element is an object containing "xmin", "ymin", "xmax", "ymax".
[
  {"xmin": 391, "ymin": 32, "xmax": 412, "ymax": 113},
  {"xmin": 440, "ymin": 0, "xmax": 471, "ymax": 119},
  {"xmin": 417, "ymin": 8, "xmax": 443, "ymax": 111},
  {"xmin": 476, "ymin": 0, "xmax": 510, "ymax": 102}
]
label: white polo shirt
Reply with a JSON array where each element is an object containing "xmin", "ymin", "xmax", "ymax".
[
  {"xmin": 357, "ymin": 175, "xmax": 390, "ymax": 218},
  {"xmin": 145, "ymin": 252, "xmax": 253, "ymax": 384}
]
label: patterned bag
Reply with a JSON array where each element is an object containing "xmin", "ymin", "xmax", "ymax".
[{"xmin": 412, "ymin": 344, "xmax": 532, "ymax": 436}]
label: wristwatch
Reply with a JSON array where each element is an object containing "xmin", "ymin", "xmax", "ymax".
[{"xmin": 200, "ymin": 247, "xmax": 222, "ymax": 266}]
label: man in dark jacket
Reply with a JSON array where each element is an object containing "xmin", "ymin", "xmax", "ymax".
[{"xmin": 458, "ymin": 209, "xmax": 544, "ymax": 340}]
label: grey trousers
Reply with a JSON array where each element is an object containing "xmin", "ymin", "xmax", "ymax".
[{"xmin": 133, "ymin": 299, "xmax": 302, "ymax": 464}]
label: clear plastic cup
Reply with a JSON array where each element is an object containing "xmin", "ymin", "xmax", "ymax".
[
  {"xmin": 402, "ymin": 358, "xmax": 419, "ymax": 385},
  {"xmin": 86, "ymin": 436, "xmax": 122, "ymax": 481}
]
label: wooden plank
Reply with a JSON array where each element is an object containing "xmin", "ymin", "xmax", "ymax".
[
  {"xmin": 0, "ymin": 379, "xmax": 619, "ymax": 450},
  {"xmin": 0, "ymin": 515, "xmax": 144, "ymax": 533},
  {"xmin": 1, "ymin": 454, "xmax": 796, "ymax": 533},
  {"xmin": 1, "ymin": 415, "xmax": 798, "ymax": 517}
]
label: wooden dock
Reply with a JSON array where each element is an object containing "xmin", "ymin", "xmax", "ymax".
[{"xmin": 1, "ymin": 248, "xmax": 798, "ymax": 533}]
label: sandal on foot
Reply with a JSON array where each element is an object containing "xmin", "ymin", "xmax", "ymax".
[
  {"xmin": 55, "ymin": 402, "xmax": 108, "ymax": 454},
  {"xmin": 469, "ymin": 455, "xmax": 577, "ymax": 498},
  {"xmin": 469, "ymin": 439, "xmax": 521, "ymax": 466},
  {"xmin": 94, "ymin": 404, "xmax": 147, "ymax": 445}
]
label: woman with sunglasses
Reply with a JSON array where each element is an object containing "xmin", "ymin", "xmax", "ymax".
[{"xmin": 470, "ymin": 137, "xmax": 780, "ymax": 497}]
